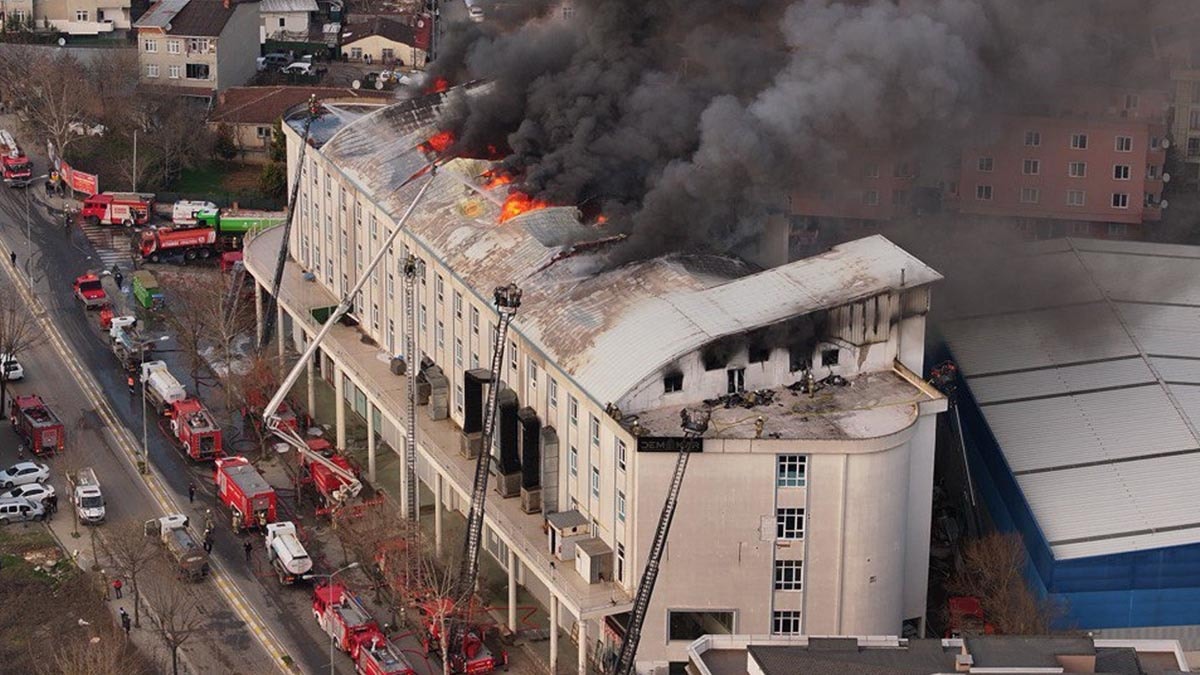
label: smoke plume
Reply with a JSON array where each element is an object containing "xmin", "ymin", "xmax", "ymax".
[{"xmin": 432, "ymin": 0, "xmax": 1153, "ymax": 260}]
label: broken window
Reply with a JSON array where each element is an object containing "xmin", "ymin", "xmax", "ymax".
[
  {"xmin": 702, "ymin": 336, "xmax": 740, "ymax": 371},
  {"xmin": 663, "ymin": 373, "xmax": 683, "ymax": 393},
  {"xmin": 727, "ymin": 368, "xmax": 745, "ymax": 394},
  {"xmin": 821, "ymin": 348, "xmax": 839, "ymax": 367}
]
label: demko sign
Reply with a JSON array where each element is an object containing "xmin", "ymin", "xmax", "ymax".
[{"xmin": 636, "ymin": 437, "xmax": 703, "ymax": 453}]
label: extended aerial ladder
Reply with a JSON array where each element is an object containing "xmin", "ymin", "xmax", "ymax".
[
  {"xmin": 260, "ymin": 173, "xmax": 438, "ymax": 509},
  {"xmin": 611, "ymin": 408, "xmax": 711, "ymax": 675},
  {"xmin": 260, "ymin": 94, "xmax": 321, "ymax": 349},
  {"xmin": 402, "ymin": 255, "xmax": 420, "ymax": 522},
  {"xmin": 445, "ymin": 282, "xmax": 522, "ymax": 663}
]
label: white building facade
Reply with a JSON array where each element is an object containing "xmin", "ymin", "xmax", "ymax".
[{"xmin": 244, "ymin": 94, "xmax": 946, "ymax": 673}]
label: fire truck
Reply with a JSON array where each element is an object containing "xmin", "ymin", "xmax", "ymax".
[
  {"xmin": 166, "ymin": 398, "xmax": 222, "ymax": 461},
  {"xmin": 10, "ymin": 394, "xmax": 65, "ymax": 456},
  {"xmin": 355, "ymin": 633, "xmax": 416, "ymax": 675},
  {"xmin": 264, "ymin": 521, "xmax": 312, "ymax": 584},
  {"xmin": 214, "ymin": 456, "xmax": 277, "ymax": 531},
  {"xmin": 73, "ymin": 273, "xmax": 108, "ymax": 309},
  {"xmin": 299, "ymin": 438, "xmax": 360, "ymax": 515},
  {"xmin": 0, "ymin": 130, "xmax": 32, "ymax": 186},
  {"xmin": 80, "ymin": 192, "xmax": 154, "ymax": 227},
  {"xmin": 141, "ymin": 360, "xmax": 187, "ymax": 414},
  {"xmin": 418, "ymin": 599, "xmax": 495, "ymax": 674},
  {"xmin": 137, "ymin": 226, "xmax": 226, "ymax": 264},
  {"xmin": 312, "ymin": 582, "xmax": 380, "ymax": 655}
]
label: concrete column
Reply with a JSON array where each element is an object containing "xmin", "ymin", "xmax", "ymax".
[
  {"xmin": 334, "ymin": 365, "xmax": 346, "ymax": 449},
  {"xmin": 549, "ymin": 594, "xmax": 559, "ymax": 675},
  {"xmin": 367, "ymin": 403, "xmax": 377, "ymax": 483},
  {"xmin": 507, "ymin": 548, "xmax": 517, "ymax": 633},
  {"xmin": 276, "ymin": 305, "xmax": 286, "ymax": 359},
  {"xmin": 577, "ymin": 617, "xmax": 587, "ymax": 675},
  {"xmin": 434, "ymin": 471, "xmax": 444, "ymax": 555},
  {"xmin": 306, "ymin": 351, "xmax": 316, "ymax": 417},
  {"xmin": 254, "ymin": 283, "xmax": 264, "ymax": 345}
]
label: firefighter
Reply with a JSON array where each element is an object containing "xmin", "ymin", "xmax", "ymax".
[
  {"xmin": 203, "ymin": 529, "xmax": 213, "ymax": 554},
  {"xmin": 119, "ymin": 608, "xmax": 131, "ymax": 636},
  {"xmin": 243, "ymin": 540, "xmax": 253, "ymax": 562},
  {"xmin": 112, "ymin": 265, "xmax": 123, "ymax": 291},
  {"xmin": 127, "ymin": 373, "xmax": 136, "ymax": 398}
]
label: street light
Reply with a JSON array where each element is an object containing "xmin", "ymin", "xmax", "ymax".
[
  {"xmin": 140, "ymin": 335, "xmax": 171, "ymax": 475},
  {"xmin": 302, "ymin": 562, "xmax": 361, "ymax": 675},
  {"xmin": 23, "ymin": 174, "xmax": 49, "ymax": 287}
]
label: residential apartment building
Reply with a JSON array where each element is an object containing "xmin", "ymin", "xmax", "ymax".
[
  {"xmin": 243, "ymin": 91, "xmax": 946, "ymax": 673},
  {"xmin": 1151, "ymin": 2, "xmax": 1200, "ymax": 188},
  {"xmin": 28, "ymin": 0, "xmax": 132, "ymax": 34},
  {"xmin": 958, "ymin": 88, "xmax": 1170, "ymax": 239},
  {"xmin": 134, "ymin": 0, "xmax": 260, "ymax": 100},
  {"xmin": 258, "ymin": 0, "xmax": 315, "ymax": 43}
]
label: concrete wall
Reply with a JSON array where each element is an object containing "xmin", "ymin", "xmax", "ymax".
[
  {"xmin": 139, "ymin": 31, "xmax": 218, "ymax": 90},
  {"xmin": 31, "ymin": 0, "xmax": 130, "ymax": 32},
  {"xmin": 259, "ymin": 9, "xmax": 307, "ymax": 42},
  {"xmin": 340, "ymin": 34, "xmax": 425, "ymax": 68},
  {"xmin": 216, "ymin": 2, "xmax": 260, "ymax": 90}
]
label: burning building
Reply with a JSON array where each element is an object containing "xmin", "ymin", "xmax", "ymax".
[{"xmin": 246, "ymin": 90, "xmax": 946, "ymax": 672}]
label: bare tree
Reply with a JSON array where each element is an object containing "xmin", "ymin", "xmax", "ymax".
[
  {"xmin": 144, "ymin": 584, "xmax": 204, "ymax": 675},
  {"xmin": 0, "ymin": 294, "xmax": 39, "ymax": 410},
  {"xmin": 165, "ymin": 275, "xmax": 255, "ymax": 409},
  {"xmin": 947, "ymin": 532, "xmax": 1059, "ymax": 635},
  {"xmin": 36, "ymin": 624, "xmax": 147, "ymax": 675},
  {"xmin": 0, "ymin": 47, "xmax": 98, "ymax": 160},
  {"xmin": 98, "ymin": 521, "xmax": 162, "ymax": 628}
]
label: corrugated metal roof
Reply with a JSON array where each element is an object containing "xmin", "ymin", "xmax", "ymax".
[
  {"xmin": 942, "ymin": 238, "xmax": 1200, "ymax": 561},
  {"xmin": 316, "ymin": 92, "xmax": 942, "ymax": 406},
  {"xmin": 259, "ymin": 0, "xmax": 317, "ymax": 12},
  {"xmin": 135, "ymin": 0, "xmax": 190, "ymax": 28}
]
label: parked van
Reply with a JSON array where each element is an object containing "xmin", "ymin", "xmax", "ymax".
[
  {"xmin": 0, "ymin": 353, "xmax": 23, "ymax": 381},
  {"xmin": 0, "ymin": 497, "xmax": 44, "ymax": 524}
]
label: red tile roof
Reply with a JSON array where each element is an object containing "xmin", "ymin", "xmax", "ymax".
[{"xmin": 209, "ymin": 86, "xmax": 391, "ymax": 125}]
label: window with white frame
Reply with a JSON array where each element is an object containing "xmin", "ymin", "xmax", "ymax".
[
  {"xmin": 1147, "ymin": 164, "xmax": 1159, "ymax": 180},
  {"xmin": 975, "ymin": 184, "xmax": 992, "ymax": 200},
  {"xmin": 591, "ymin": 466, "xmax": 600, "ymax": 498},
  {"xmin": 387, "ymin": 273, "xmax": 394, "ymax": 299},
  {"xmin": 146, "ymin": 64, "xmax": 159, "ymax": 78},
  {"xmin": 590, "ymin": 414, "xmax": 600, "ymax": 446},
  {"xmin": 436, "ymin": 275, "xmax": 444, "ymax": 303},
  {"xmin": 617, "ymin": 490, "xmax": 626, "ymax": 522},
  {"xmin": 1125, "ymin": 93, "xmax": 1139, "ymax": 109},
  {"xmin": 1020, "ymin": 187, "xmax": 1040, "ymax": 204},
  {"xmin": 772, "ymin": 611, "xmax": 802, "ymax": 635},
  {"xmin": 454, "ymin": 292, "xmax": 463, "ymax": 320},
  {"xmin": 774, "ymin": 560, "xmax": 803, "ymax": 591},
  {"xmin": 977, "ymin": 157, "xmax": 993, "ymax": 172},
  {"xmin": 569, "ymin": 446, "xmax": 578, "ymax": 476},
  {"xmin": 1070, "ymin": 133, "xmax": 1088, "ymax": 149},
  {"xmin": 617, "ymin": 439, "xmax": 627, "ymax": 472},
  {"xmin": 616, "ymin": 543, "xmax": 625, "ymax": 583},
  {"xmin": 144, "ymin": 39, "xmax": 158, "ymax": 52},
  {"xmin": 1113, "ymin": 164, "xmax": 1130, "ymax": 180},
  {"xmin": 369, "ymin": 213, "xmax": 377, "ymax": 239},
  {"xmin": 776, "ymin": 508, "xmax": 805, "ymax": 540},
  {"xmin": 455, "ymin": 338, "xmax": 463, "ymax": 366},
  {"xmin": 167, "ymin": 39, "xmax": 181, "ymax": 54},
  {"xmin": 863, "ymin": 190, "xmax": 879, "ymax": 206},
  {"xmin": 549, "ymin": 378, "xmax": 558, "ymax": 408},
  {"xmin": 186, "ymin": 37, "xmax": 209, "ymax": 52},
  {"xmin": 1111, "ymin": 192, "xmax": 1129, "ymax": 208},
  {"xmin": 419, "ymin": 305, "xmax": 427, "ymax": 333},
  {"xmin": 1115, "ymin": 136, "xmax": 1132, "ymax": 152},
  {"xmin": 509, "ymin": 340, "xmax": 518, "ymax": 371},
  {"xmin": 776, "ymin": 455, "xmax": 806, "ymax": 487},
  {"xmin": 75, "ymin": 9, "xmax": 89, "ymax": 20},
  {"xmin": 528, "ymin": 359, "xmax": 538, "ymax": 392},
  {"xmin": 1022, "ymin": 159, "xmax": 1039, "ymax": 175},
  {"xmin": 864, "ymin": 163, "xmax": 879, "ymax": 178},
  {"xmin": 569, "ymin": 396, "xmax": 578, "ymax": 426},
  {"xmin": 1108, "ymin": 222, "xmax": 1128, "ymax": 237},
  {"xmin": 436, "ymin": 321, "xmax": 445, "ymax": 348},
  {"xmin": 1067, "ymin": 190, "xmax": 1085, "ymax": 206},
  {"xmin": 1068, "ymin": 161, "xmax": 1086, "ymax": 178},
  {"xmin": 1024, "ymin": 130, "xmax": 1041, "ymax": 146},
  {"xmin": 471, "ymin": 307, "xmax": 479, "ymax": 335},
  {"xmin": 168, "ymin": 65, "xmax": 181, "ymax": 79},
  {"xmin": 455, "ymin": 385, "xmax": 464, "ymax": 415}
]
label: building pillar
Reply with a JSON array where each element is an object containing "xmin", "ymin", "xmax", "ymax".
[
  {"xmin": 577, "ymin": 616, "xmax": 587, "ymax": 675},
  {"xmin": 434, "ymin": 472, "xmax": 444, "ymax": 555},
  {"xmin": 367, "ymin": 403, "xmax": 377, "ymax": 483},
  {"xmin": 507, "ymin": 548, "xmax": 517, "ymax": 633},
  {"xmin": 549, "ymin": 594, "xmax": 559, "ymax": 675},
  {"xmin": 276, "ymin": 305, "xmax": 286, "ymax": 360},
  {"xmin": 306, "ymin": 350, "xmax": 316, "ymax": 417},
  {"xmin": 334, "ymin": 365, "xmax": 346, "ymax": 450},
  {"xmin": 254, "ymin": 283, "xmax": 264, "ymax": 346}
]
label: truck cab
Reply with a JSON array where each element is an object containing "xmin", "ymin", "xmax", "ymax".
[
  {"xmin": 73, "ymin": 273, "xmax": 108, "ymax": 309},
  {"xmin": 145, "ymin": 513, "xmax": 209, "ymax": 581},
  {"xmin": 264, "ymin": 521, "xmax": 312, "ymax": 584}
]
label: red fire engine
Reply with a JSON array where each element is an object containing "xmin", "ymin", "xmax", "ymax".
[
  {"xmin": 355, "ymin": 633, "xmax": 416, "ymax": 675},
  {"xmin": 312, "ymin": 582, "xmax": 380, "ymax": 655},
  {"xmin": 167, "ymin": 398, "xmax": 222, "ymax": 461},
  {"xmin": 0, "ymin": 130, "xmax": 32, "ymax": 186},
  {"xmin": 214, "ymin": 456, "xmax": 276, "ymax": 531},
  {"xmin": 10, "ymin": 394, "xmax": 65, "ymax": 455},
  {"xmin": 73, "ymin": 273, "xmax": 108, "ymax": 309},
  {"xmin": 138, "ymin": 226, "xmax": 222, "ymax": 263},
  {"xmin": 419, "ymin": 599, "xmax": 495, "ymax": 674},
  {"xmin": 300, "ymin": 438, "xmax": 359, "ymax": 515},
  {"xmin": 80, "ymin": 192, "xmax": 154, "ymax": 226}
]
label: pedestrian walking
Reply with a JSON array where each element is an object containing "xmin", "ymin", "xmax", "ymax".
[
  {"xmin": 47, "ymin": 493, "xmax": 58, "ymax": 516},
  {"xmin": 203, "ymin": 530, "xmax": 213, "ymax": 554},
  {"xmin": 243, "ymin": 540, "xmax": 252, "ymax": 562},
  {"xmin": 9, "ymin": 251, "xmax": 14, "ymax": 266},
  {"xmin": 188, "ymin": 482, "xmax": 196, "ymax": 503},
  {"xmin": 112, "ymin": 577, "xmax": 123, "ymax": 599},
  {"xmin": 127, "ymin": 373, "xmax": 136, "ymax": 397},
  {"xmin": 114, "ymin": 271, "xmax": 123, "ymax": 290},
  {"xmin": 120, "ymin": 608, "xmax": 131, "ymax": 636}
]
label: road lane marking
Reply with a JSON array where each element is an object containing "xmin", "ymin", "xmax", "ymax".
[{"xmin": 0, "ymin": 235, "xmax": 297, "ymax": 673}]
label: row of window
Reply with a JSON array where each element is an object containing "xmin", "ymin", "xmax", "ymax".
[
  {"xmin": 973, "ymin": 185, "xmax": 1154, "ymax": 209},
  {"xmin": 1023, "ymin": 131, "xmax": 1135, "ymax": 152},
  {"xmin": 144, "ymin": 63, "xmax": 210, "ymax": 80},
  {"xmin": 143, "ymin": 38, "xmax": 211, "ymax": 53},
  {"xmin": 978, "ymin": 158, "xmax": 1155, "ymax": 180}
]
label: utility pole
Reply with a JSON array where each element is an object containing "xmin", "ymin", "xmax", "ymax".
[{"xmin": 132, "ymin": 129, "xmax": 138, "ymax": 192}]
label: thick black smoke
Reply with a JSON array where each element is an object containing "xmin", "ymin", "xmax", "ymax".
[{"xmin": 432, "ymin": 0, "xmax": 1152, "ymax": 260}]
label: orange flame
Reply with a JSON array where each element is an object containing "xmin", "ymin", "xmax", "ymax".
[
  {"xmin": 420, "ymin": 130, "xmax": 455, "ymax": 154},
  {"xmin": 427, "ymin": 76, "xmax": 450, "ymax": 94},
  {"xmin": 596, "ymin": 215, "xmax": 608, "ymax": 224},
  {"xmin": 481, "ymin": 170, "xmax": 514, "ymax": 190},
  {"xmin": 499, "ymin": 192, "xmax": 549, "ymax": 223}
]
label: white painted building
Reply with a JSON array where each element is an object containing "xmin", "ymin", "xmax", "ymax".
[{"xmin": 243, "ymin": 91, "xmax": 947, "ymax": 673}]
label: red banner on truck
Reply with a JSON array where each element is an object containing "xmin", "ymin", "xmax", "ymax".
[{"xmin": 59, "ymin": 161, "xmax": 99, "ymax": 196}]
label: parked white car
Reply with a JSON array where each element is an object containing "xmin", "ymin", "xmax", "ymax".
[
  {"xmin": 0, "ymin": 497, "xmax": 44, "ymax": 524},
  {"xmin": 0, "ymin": 482, "xmax": 54, "ymax": 503},
  {"xmin": 281, "ymin": 62, "xmax": 315, "ymax": 75},
  {"xmin": 257, "ymin": 53, "xmax": 290, "ymax": 71},
  {"xmin": 0, "ymin": 353, "xmax": 24, "ymax": 381},
  {"xmin": 0, "ymin": 462, "xmax": 49, "ymax": 489}
]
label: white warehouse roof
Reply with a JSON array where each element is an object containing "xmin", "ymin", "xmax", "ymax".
[
  {"xmin": 310, "ymin": 93, "xmax": 941, "ymax": 406},
  {"xmin": 942, "ymin": 238, "xmax": 1200, "ymax": 560}
]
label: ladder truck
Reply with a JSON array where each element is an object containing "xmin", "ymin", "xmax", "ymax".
[
  {"xmin": 609, "ymin": 407, "xmax": 711, "ymax": 675},
  {"xmin": 259, "ymin": 173, "xmax": 437, "ymax": 514}
]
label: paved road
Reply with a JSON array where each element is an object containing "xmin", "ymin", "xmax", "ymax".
[{"xmin": 0, "ymin": 182, "xmax": 345, "ymax": 673}]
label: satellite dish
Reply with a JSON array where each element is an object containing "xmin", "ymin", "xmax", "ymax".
[
  {"xmin": 417, "ymin": 19, "xmax": 425, "ymax": 27},
  {"xmin": 375, "ymin": 80, "xmax": 384, "ymax": 90},
  {"xmin": 351, "ymin": 79, "xmax": 361, "ymax": 89},
  {"xmin": 1161, "ymin": 138, "xmax": 1170, "ymax": 149},
  {"xmin": 1160, "ymin": 199, "xmax": 1169, "ymax": 209},
  {"xmin": 1162, "ymin": 172, "xmax": 1170, "ymax": 183},
  {"xmin": 57, "ymin": 37, "xmax": 66, "ymax": 46}
]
